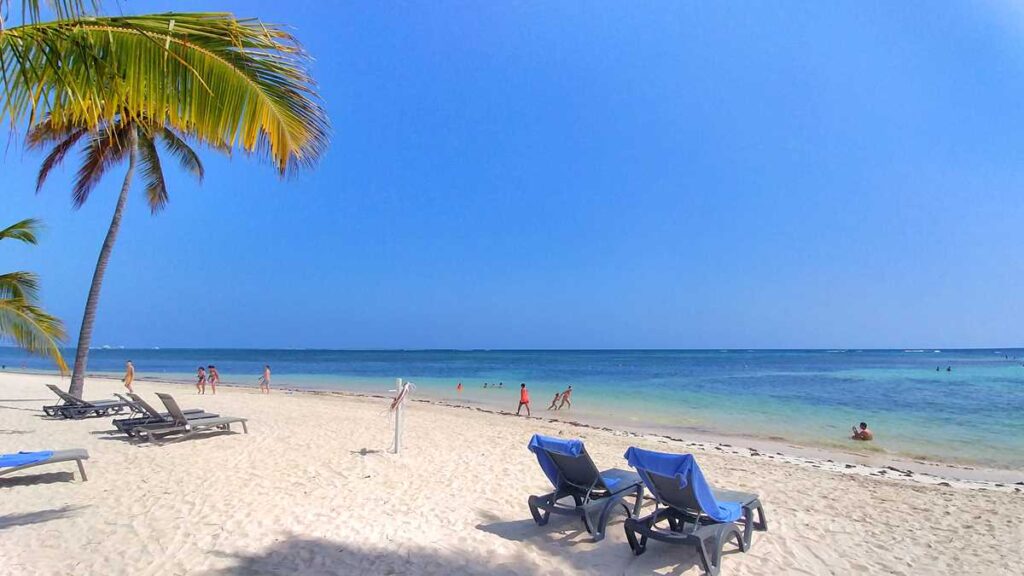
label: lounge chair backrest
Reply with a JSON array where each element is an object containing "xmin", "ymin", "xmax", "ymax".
[
  {"xmin": 646, "ymin": 469, "xmax": 703, "ymax": 515},
  {"xmin": 47, "ymin": 384, "xmax": 83, "ymax": 405},
  {"xmin": 545, "ymin": 448, "xmax": 608, "ymax": 492},
  {"xmin": 155, "ymin": 393, "xmax": 189, "ymax": 426},
  {"xmin": 127, "ymin": 393, "xmax": 164, "ymax": 419}
]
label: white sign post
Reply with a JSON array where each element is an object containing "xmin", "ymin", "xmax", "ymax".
[{"xmin": 390, "ymin": 378, "xmax": 413, "ymax": 454}]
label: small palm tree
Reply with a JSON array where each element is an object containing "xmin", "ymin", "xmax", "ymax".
[
  {"xmin": 30, "ymin": 115, "xmax": 205, "ymax": 396},
  {"xmin": 0, "ymin": 218, "xmax": 68, "ymax": 372}
]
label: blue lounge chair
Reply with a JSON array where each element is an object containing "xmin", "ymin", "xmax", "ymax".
[
  {"xmin": 0, "ymin": 449, "xmax": 89, "ymax": 482},
  {"xmin": 527, "ymin": 434, "xmax": 644, "ymax": 541},
  {"xmin": 622, "ymin": 447, "xmax": 767, "ymax": 576}
]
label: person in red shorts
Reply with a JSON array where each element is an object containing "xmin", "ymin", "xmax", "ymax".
[{"xmin": 517, "ymin": 383, "xmax": 531, "ymax": 417}]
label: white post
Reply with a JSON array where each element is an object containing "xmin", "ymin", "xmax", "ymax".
[{"xmin": 393, "ymin": 378, "xmax": 403, "ymax": 454}]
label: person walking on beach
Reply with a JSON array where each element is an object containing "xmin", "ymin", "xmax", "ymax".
[
  {"xmin": 196, "ymin": 366, "xmax": 207, "ymax": 394},
  {"xmin": 207, "ymin": 365, "xmax": 220, "ymax": 395},
  {"xmin": 122, "ymin": 360, "xmax": 135, "ymax": 393},
  {"xmin": 851, "ymin": 422, "xmax": 873, "ymax": 441},
  {"xmin": 258, "ymin": 365, "xmax": 271, "ymax": 394},
  {"xmin": 558, "ymin": 385, "xmax": 573, "ymax": 410},
  {"xmin": 547, "ymin": 392, "xmax": 562, "ymax": 410},
  {"xmin": 517, "ymin": 383, "xmax": 531, "ymax": 416}
]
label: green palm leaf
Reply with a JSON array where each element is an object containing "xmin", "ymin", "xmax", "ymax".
[
  {"xmin": 2, "ymin": 12, "xmax": 329, "ymax": 174},
  {"xmin": 0, "ymin": 296, "xmax": 68, "ymax": 373},
  {"xmin": 0, "ymin": 217, "xmax": 40, "ymax": 243}
]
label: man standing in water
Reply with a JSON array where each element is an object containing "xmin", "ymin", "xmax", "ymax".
[
  {"xmin": 122, "ymin": 360, "xmax": 135, "ymax": 393},
  {"xmin": 258, "ymin": 365, "xmax": 271, "ymax": 394},
  {"xmin": 517, "ymin": 383, "xmax": 531, "ymax": 416},
  {"xmin": 558, "ymin": 385, "xmax": 573, "ymax": 410}
]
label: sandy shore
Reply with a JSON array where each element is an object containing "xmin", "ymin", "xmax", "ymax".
[{"xmin": 1, "ymin": 373, "xmax": 1021, "ymax": 575}]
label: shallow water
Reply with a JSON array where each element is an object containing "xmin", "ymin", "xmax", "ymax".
[{"xmin": 7, "ymin": 348, "xmax": 1023, "ymax": 469}]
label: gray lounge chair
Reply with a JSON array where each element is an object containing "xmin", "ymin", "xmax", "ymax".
[
  {"xmin": 622, "ymin": 447, "xmax": 767, "ymax": 576},
  {"xmin": 42, "ymin": 384, "xmax": 130, "ymax": 419},
  {"xmin": 0, "ymin": 449, "xmax": 89, "ymax": 482},
  {"xmin": 133, "ymin": 392, "xmax": 248, "ymax": 445},
  {"xmin": 527, "ymin": 434, "xmax": 644, "ymax": 541},
  {"xmin": 110, "ymin": 393, "xmax": 218, "ymax": 436}
]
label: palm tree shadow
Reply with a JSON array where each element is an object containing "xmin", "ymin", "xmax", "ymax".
[
  {"xmin": 204, "ymin": 535, "xmax": 547, "ymax": 576},
  {"xmin": 0, "ymin": 505, "xmax": 85, "ymax": 531}
]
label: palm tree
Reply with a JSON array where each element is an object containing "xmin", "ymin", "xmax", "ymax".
[
  {"xmin": 0, "ymin": 218, "xmax": 68, "ymax": 372},
  {"xmin": 5, "ymin": 4, "xmax": 329, "ymax": 396},
  {"xmin": 30, "ymin": 115, "xmax": 206, "ymax": 394}
]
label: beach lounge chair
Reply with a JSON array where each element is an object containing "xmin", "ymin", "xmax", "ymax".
[
  {"xmin": 42, "ymin": 384, "xmax": 130, "ymax": 419},
  {"xmin": 0, "ymin": 449, "xmax": 89, "ymax": 482},
  {"xmin": 622, "ymin": 447, "xmax": 767, "ymax": 576},
  {"xmin": 527, "ymin": 434, "xmax": 645, "ymax": 541},
  {"xmin": 133, "ymin": 392, "xmax": 248, "ymax": 445},
  {"xmin": 110, "ymin": 393, "xmax": 218, "ymax": 436}
]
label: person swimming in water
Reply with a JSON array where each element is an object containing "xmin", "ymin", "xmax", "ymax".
[{"xmin": 851, "ymin": 422, "xmax": 873, "ymax": 441}]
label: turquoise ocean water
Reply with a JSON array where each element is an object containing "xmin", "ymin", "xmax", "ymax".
[{"xmin": 3, "ymin": 348, "xmax": 1022, "ymax": 470}]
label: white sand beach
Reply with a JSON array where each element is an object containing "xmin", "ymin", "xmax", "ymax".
[{"xmin": 1, "ymin": 372, "xmax": 1021, "ymax": 575}]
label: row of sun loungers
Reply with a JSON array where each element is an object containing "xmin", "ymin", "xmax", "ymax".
[
  {"xmin": 527, "ymin": 434, "xmax": 767, "ymax": 576},
  {"xmin": 39, "ymin": 385, "xmax": 248, "ymax": 445},
  {"xmin": 3, "ymin": 388, "xmax": 249, "ymax": 484}
]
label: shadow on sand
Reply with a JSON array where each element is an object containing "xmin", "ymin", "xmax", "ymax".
[{"xmin": 0, "ymin": 505, "xmax": 85, "ymax": 531}]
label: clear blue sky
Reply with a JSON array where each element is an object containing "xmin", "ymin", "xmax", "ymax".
[{"xmin": 3, "ymin": 1, "xmax": 1024, "ymax": 349}]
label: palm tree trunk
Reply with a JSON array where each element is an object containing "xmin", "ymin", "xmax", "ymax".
[{"xmin": 68, "ymin": 128, "xmax": 138, "ymax": 397}]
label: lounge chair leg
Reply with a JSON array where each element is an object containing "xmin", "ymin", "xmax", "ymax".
[
  {"xmin": 631, "ymin": 484, "xmax": 644, "ymax": 517},
  {"xmin": 76, "ymin": 458, "xmax": 88, "ymax": 482},
  {"xmin": 696, "ymin": 538, "xmax": 720, "ymax": 576},
  {"xmin": 241, "ymin": 421, "xmax": 248, "ymax": 434},
  {"xmin": 528, "ymin": 495, "xmax": 553, "ymax": 526},
  {"xmin": 740, "ymin": 500, "xmax": 768, "ymax": 551}
]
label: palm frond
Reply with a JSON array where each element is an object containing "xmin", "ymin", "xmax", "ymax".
[
  {"xmin": 28, "ymin": 123, "xmax": 87, "ymax": 191},
  {"xmin": 70, "ymin": 120, "xmax": 130, "ymax": 207},
  {"xmin": 137, "ymin": 132, "xmax": 167, "ymax": 213},
  {"xmin": 0, "ymin": 270, "xmax": 40, "ymax": 299},
  {"xmin": 1, "ymin": 12, "xmax": 329, "ymax": 174},
  {"xmin": 0, "ymin": 296, "xmax": 67, "ymax": 373},
  {"xmin": 158, "ymin": 127, "xmax": 204, "ymax": 181},
  {"xmin": 5, "ymin": 1, "xmax": 98, "ymax": 25},
  {"xmin": 0, "ymin": 217, "xmax": 40, "ymax": 243}
]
